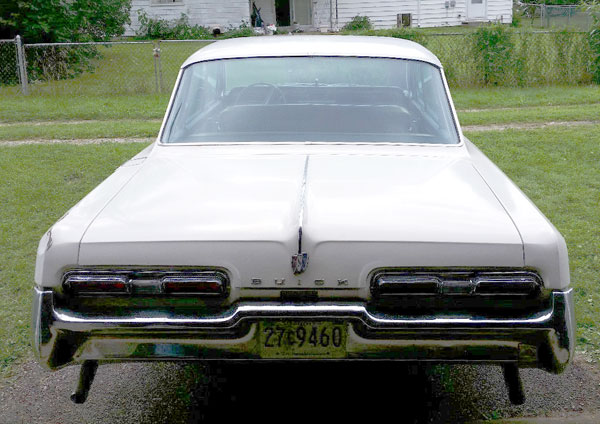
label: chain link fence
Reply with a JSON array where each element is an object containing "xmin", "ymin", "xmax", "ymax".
[
  {"xmin": 0, "ymin": 32, "xmax": 595, "ymax": 94},
  {"xmin": 427, "ymin": 31, "xmax": 593, "ymax": 86},
  {"xmin": 0, "ymin": 39, "xmax": 20, "ymax": 87},
  {"xmin": 518, "ymin": 4, "xmax": 594, "ymax": 31},
  {"xmin": 0, "ymin": 39, "xmax": 213, "ymax": 96}
]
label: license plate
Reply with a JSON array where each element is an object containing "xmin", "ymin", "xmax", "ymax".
[{"xmin": 258, "ymin": 321, "xmax": 347, "ymax": 359}]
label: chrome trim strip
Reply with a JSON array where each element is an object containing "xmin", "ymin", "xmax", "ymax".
[
  {"xmin": 51, "ymin": 291, "xmax": 568, "ymax": 330},
  {"xmin": 297, "ymin": 155, "xmax": 310, "ymax": 254},
  {"xmin": 52, "ymin": 304, "xmax": 555, "ymax": 328}
]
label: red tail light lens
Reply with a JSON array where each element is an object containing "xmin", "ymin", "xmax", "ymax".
[
  {"xmin": 161, "ymin": 276, "xmax": 225, "ymax": 295},
  {"xmin": 64, "ymin": 275, "xmax": 130, "ymax": 295},
  {"xmin": 375, "ymin": 275, "xmax": 442, "ymax": 296},
  {"xmin": 473, "ymin": 275, "xmax": 540, "ymax": 296}
]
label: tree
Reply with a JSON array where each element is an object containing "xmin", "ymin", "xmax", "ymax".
[
  {"xmin": 0, "ymin": 0, "xmax": 131, "ymax": 85},
  {"xmin": 0, "ymin": 0, "xmax": 131, "ymax": 42}
]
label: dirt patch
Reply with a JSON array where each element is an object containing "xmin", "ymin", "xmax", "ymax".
[
  {"xmin": 0, "ymin": 138, "xmax": 155, "ymax": 146},
  {"xmin": 0, "ymin": 119, "xmax": 162, "ymax": 127},
  {"xmin": 457, "ymin": 103, "xmax": 600, "ymax": 114},
  {"xmin": 463, "ymin": 120, "xmax": 600, "ymax": 133}
]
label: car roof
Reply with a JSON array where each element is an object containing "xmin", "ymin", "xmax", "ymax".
[{"xmin": 181, "ymin": 35, "xmax": 442, "ymax": 68}]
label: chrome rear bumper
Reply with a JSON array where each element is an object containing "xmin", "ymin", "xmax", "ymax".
[{"xmin": 32, "ymin": 288, "xmax": 574, "ymax": 373}]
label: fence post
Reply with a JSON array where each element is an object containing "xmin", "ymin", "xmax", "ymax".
[
  {"xmin": 15, "ymin": 35, "xmax": 29, "ymax": 95},
  {"xmin": 153, "ymin": 43, "xmax": 159, "ymax": 94},
  {"xmin": 157, "ymin": 41, "xmax": 164, "ymax": 94},
  {"xmin": 153, "ymin": 41, "xmax": 164, "ymax": 94}
]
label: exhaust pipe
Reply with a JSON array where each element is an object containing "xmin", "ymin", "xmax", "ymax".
[
  {"xmin": 70, "ymin": 361, "xmax": 98, "ymax": 404},
  {"xmin": 503, "ymin": 364, "xmax": 525, "ymax": 405}
]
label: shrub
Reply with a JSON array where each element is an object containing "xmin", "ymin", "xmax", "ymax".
[
  {"xmin": 135, "ymin": 12, "xmax": 255, "ymax": 40},
  {"xmin": 511, "ymin": 7, "xmax": 522, "ymax": 27},
  {"xmin": 342, "ymin": 15, "xmax": 373, "ymax": 31},
  {"xmin": 472, "ymin": 24, "xmax": 520, "ymax": 85},
  {"xmin": 135, "ymin": 11, "xmax": 211, "ymax": 40},
  {"xmin": 220, "ymin": 23, "xmax": 255, "ymax": 39},
  {"xmin": 353, "ymin": 28, "xmax": 427, "ymax": 46},
  {"xmin": 583, "ymin": 1, "xmax": 600, "ymax": 83},
  {"xmin": 25, "ymin": 45, "xmax": 99, "ymax": 83}
]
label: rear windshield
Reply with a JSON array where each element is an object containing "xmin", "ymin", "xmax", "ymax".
[{"xmin": 162, "ymin": 56, "xmax": 459, "ymax": 144}]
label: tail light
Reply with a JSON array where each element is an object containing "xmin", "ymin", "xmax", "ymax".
[
  {"xmin": 375, "ymin": 275, "xmax": 442, "ymax": 296},
  {"xmin": 64, "ymin": 275, "xmax": 130, "ymax": 295},
  {"xmin": 161, "ymin": 275, "xmax": 226, "ymax": 296},
  {"xmin": 472, "ymin": 275, "xmax": 541, "ymax": 296},
  {"xmin": 63, "ymin": 270, "xmax": 228, "ymax": 297},
  {"xmin": 371, "ymin": 270, "xmax": 541, "ymax": 298}
]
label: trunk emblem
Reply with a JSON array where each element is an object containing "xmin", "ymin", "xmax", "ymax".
[{"xmin": 292, "ymin": 252, "xmax": 309, "ymax": 275}]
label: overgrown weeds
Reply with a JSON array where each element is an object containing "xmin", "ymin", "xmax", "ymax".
[
  {"xmin": 134, "ymin": 11, "xmax": 255, "ymax": 40},
  {"xmin": 583, "ymin": 1, "xmax": 600, "ymax": 82},
  {"xmin": 341, "ymin": 16, "xmax": 373, "ymax": 31},
  {"xmin": 472, "ymin": 24, "xmax": 521, "ymax": 85},
  {"xmin": 135, "ymin": 11, "xmax": 212, "ymax": 40},
  {"xmin": 343, "ymin": 27, "xmax": 427, "ymax": 46},
  {"xmin": 346, "ymin": 26, "xmax": 594, "ymax": 86}
]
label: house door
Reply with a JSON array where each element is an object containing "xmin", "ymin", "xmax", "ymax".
[
  {"xmin": 292, "ymin": 0, "xmax": 312, "ymax": 25},
  {"xmin": 467, "ymin": 0, "xmax": 486, "ymax": 20},
  {"xmin": 275, "ymin": 0, "xmax": 291, "ymax": 26}
]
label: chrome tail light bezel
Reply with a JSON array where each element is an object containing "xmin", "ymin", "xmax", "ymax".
[
  {"xmin": 370, "ymin": 269, "xmax": 543, "ymax": 298},
  {"xmin": 62, "ymin": 269, "xmax": 229, "ymax": 297}
]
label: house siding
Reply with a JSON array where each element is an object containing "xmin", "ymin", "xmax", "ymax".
[
  {"xmin": 486, "ymin": 0, "xmax": 512, "ymax": 23},
  {"xmin": 125, "ymin": 0, "xmax": 512, "ymax": 36},
  {"xmin": 335, "ymin": 0, "xmax": 511, "ymax": 28},
  {"xmin": 126, "ymin": 0, "xmax": 250, "ymax": 35}
]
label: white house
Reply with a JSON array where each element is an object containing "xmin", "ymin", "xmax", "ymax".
[{"xmin": 126, "ymin": 0, "xmax": 512, "ymax": 35}]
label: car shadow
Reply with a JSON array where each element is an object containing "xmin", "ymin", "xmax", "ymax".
[
  {"xmin": 184, "ymin": 362, "xmax": 487, "ymax": 423},
  {"xmin": 3, "ymin": 358, "xmax": 597, "ymax": 423}
]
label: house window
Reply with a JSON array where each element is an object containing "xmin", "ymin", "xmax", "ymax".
[{"xmin": 152, "ymin": 0, "xmax": 183, "ymax": 4}]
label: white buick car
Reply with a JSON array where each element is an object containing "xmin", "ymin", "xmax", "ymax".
[{"xmin": 32, "ymin": 36, "xmax": 574, "ymax": 405}]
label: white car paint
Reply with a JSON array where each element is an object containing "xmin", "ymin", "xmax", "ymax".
[{"xmin": 35, "ymin": 139, "xmax": 569, "ymax": 293}]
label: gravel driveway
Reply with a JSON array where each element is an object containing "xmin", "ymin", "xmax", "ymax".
[{"xmin": 1, "ymin": 355, "xmax": 599, "ymax": 423}]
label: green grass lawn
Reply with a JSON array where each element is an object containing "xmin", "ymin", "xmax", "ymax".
[
  {"xmin": 0, "ymin": 143, "xmax": 149, "ymax": 375},
  {"xmin": 1, "ymin": 120, "xmax": 160, "ymax": 140},
  {"xmin": 452, "ymin": 85, "xmax": 600, "ymax": 110},
  {"xmin": 0, "ymin": 94, "xmax": 169, "ymax": 123},
  {"xmin": 459, "ymin": 103, "xmax": 600, "ymax": 126},
  {"xmin": 466, "ymin": 125, "xmax": 600, "ymax": 357}
]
